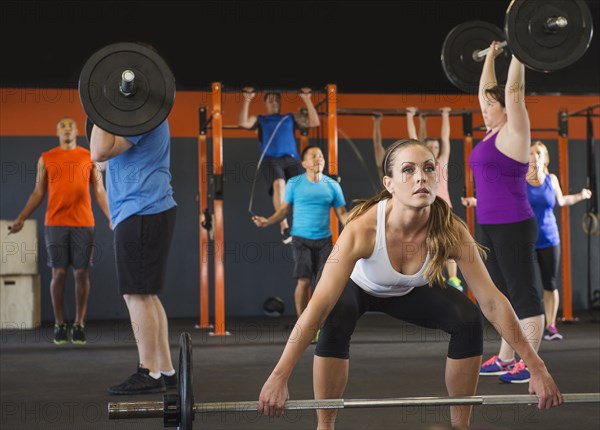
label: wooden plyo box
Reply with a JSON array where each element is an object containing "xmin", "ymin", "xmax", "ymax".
[
  {"xmin": 0, "ymin": 274, "xmax": 41, "ymax": 329},
  {"xmin": 0, "ymin": 219, "xmax": 39, "ymax": 275}
]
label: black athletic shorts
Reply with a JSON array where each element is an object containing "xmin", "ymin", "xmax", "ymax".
[
  {"xmin": 114, "ymin": 207, "xmax": 176, "ymax": 295},
  {"xmin": 261, "ymin": 156, "xmax": 302, "ymax": 196},
  {"xmin": 291, "ymin": 236, "xmax": 333, "ymax": 279},
  {"xmin": 44, "ymin": 226, "xmax": 95, "ymax": 269}
]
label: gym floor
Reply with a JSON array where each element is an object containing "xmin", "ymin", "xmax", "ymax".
[{"xmin": 1, "ymin": 313, "xmax": 599, "ymax": 430}]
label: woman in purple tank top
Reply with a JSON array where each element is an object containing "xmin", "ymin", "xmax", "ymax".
[
  {"xmin": 527, "ymin": 141, "xmax": 591, "ymax": 341},
  {"xmin": 461, "ymin": 42, "xmax": 545, "ymax": 384}
]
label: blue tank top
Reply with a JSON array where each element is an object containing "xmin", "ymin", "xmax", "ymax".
[
  {"xmin": 527, "ymin": 175, "xmax": 560, "ymax": 249},
  {"xmin": 257, "ymin": 113, "xmax": 299, "ymax": 159},
  {"xmin": 468, "ymin": 130, "xmax": 533, "ymax": 224}
]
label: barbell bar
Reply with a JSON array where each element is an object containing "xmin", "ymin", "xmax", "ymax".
[
  {"xmin": 441, "ymin": 0, "xmax": 594, "ymax": 92},
  {"xmin": 473, "ymin": 15, "xmax": 568, "ymax": 61},
  {"xmin": 108, "ymin": 333, "xmax": 600, "ymax": 429},
  {"xmin": 109, "ymin": 393, "xmax": 600, "ymax": 420}
]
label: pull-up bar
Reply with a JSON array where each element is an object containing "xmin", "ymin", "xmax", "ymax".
[
  {"xmin": 211, "ymin": 84, "xmax": 328, "ymax": 95},
  {"xmin": 560, "ymin": 103, "xmax": 600, "ymax": 119},
  {"xmin": 336, "ymin": 108, "xmax": 479, "ymax": 117},
  {"xmin": 473, "ymin": 124, "xmax": 559, "ymax": 133},
  {"xmin": 197, "ymin": 82, "xmax": 337, "ymax": 334}
]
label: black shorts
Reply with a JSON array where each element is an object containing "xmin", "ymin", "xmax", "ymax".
[
  {"xmin": 292, "ymin": 236, "xmax": 333, "ymax": 279},
  {"xmin": 536, "ymin": 245, "xmax": 560, "ymax": 292},
  {"xmin": 480, "ymin": 217, "xmax": 544, "ymax": 319},
  {"xmin": 261, "ymin": 156, "xmax": 302, "ymax": 196},
  {"xmin": 114, "ymin": 207, "xmax": 176, "ymax": 295},
  {"xmin": 44, "ymin": 226, "xmax": 95, "ymax": 269},
  {"xmin": 315, "ymin": 279, "xmax": 484, "ymax": 360}
]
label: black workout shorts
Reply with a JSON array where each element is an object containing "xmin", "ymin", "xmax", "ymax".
[
  {"xmin": 292, "ymin": 236, "xmax": 333, "ymax": 279},
  {"xmin": 44, "ymin": 226, "xmax": 95, "ymax": 269},
  {"xmin": 261, "ymin": 156, "xmax": 302, "ymax": 196},
  {"xmin": 113, "ymin": 207, "xmax": 176, "ymax": 295}
]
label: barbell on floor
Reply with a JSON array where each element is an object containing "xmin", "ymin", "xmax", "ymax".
[
  {"xmin": 109, "ymin": 393, "xmax": 600, "ymax": 418},
  {"xmin": 441, "ymin": 0, "xmax": 594, "ymax": 92},
  {"xmin": 108, "ymin": 333, "xmax": 600, "ymax": 429}
]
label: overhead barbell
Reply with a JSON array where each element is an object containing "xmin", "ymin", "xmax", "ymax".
[
  {"xmin": 441, "ymin": 0, "xmax": 594, "ymax": 92},
  {"xmin": 79, "ymin": 42, "xmax": 176, "ymax": 137},
  {"xmin": 108, "ymin": 333, "xmax": 600, "ymax": 430}
]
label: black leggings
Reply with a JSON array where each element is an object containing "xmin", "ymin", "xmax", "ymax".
[
  {"xmin": 536, "ymin": 245, "xmax": 560, "ymax": 292},
  {"xmin": 315, "ymin": 279, "xmax": 483, "ymax": 360},
  {"xmin": 480, "ymin": 217, "xmax": 544, "ymax": 319}
]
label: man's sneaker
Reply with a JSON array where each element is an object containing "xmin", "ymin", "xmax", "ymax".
[
  {"xmin": 281, "ymin": 228, "xmax": 292, "ymax": 245},
  {"xmin": 446, "ymin": 276, "xmax": 463, "ymax": 292},
  {"xmin": 162, "ymin": 372, "xmax": 178, "ymax": 389},
  {"xmin": 108, "ymin": 367, "xmax": 166, "ymax": 395},
  {"xmin": 479, "ymin": 355, "xmax": 516, "ymax": 375},
  {"xmin": 53, "ymin": 323, "xmax": 69, "ymax": 345},
  {"xmin": 543, "ymin": 326, "xmax": 563, "ymax": 341},
  {"xmin": 499, "ymin": 360, "xmax": 530, "ymax": 383},
  {"xmin": 71, "ymin": 323, "xmax": 87, "ymax": 345}
]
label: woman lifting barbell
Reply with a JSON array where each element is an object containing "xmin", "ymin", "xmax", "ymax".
[{"xmin": 258, "ymin": 138, "xmax": 563, "ymax": 429}]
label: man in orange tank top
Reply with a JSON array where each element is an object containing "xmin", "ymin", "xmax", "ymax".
[{"xmin": 9, "ymin": 117, "xmax": 110, "ymax": 345}]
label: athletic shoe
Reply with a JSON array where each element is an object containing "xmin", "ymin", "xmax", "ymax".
[
  {"xmin": 108, "ymin": 367, "xmax": 166, "ymax": 395},
  {"xmin": 281, "ymin": 228, "xmax": 292, "ymax": 245},
  {"xmin": 71, "ymin": 323, "xmax": 87, "ymax": 345},
  {"xmin": 499, "ymin": 360, "xmax": 530, "ymax": 384},
  {"xmin": 162, "ymin": 372, "xmax": 178, "ymax": 389},
  {"xmin": 312, "ymin": 328, "xmax": 321, "ymax": 344},
  {"xmin": 446, "ymin": 276, "xmax": 463, "ymax": 292},
  {"xmin": 479, "ymin": 355, "xmax": 516, "ymax": 375},
  {"xmin": 53, "ymin": 323, "xmax": 69, "ymax": 345},
  {"xmin": 543, "ymin": 326, "xmax": 563, "ymax": 341}
]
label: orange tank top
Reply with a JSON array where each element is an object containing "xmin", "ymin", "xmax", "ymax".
[{"xmin": 41, "ymin": 146, "xmax": 95, "ymax": 227}]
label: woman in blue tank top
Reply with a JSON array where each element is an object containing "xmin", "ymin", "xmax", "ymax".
[{"xmin": 527, "ymin": 141, "xmax": 591, "ymax": 341}]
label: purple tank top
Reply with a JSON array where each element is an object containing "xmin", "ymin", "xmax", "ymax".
[{"xmin": 468, "ymin": 131, "xmax": 533, "ymax": 224}]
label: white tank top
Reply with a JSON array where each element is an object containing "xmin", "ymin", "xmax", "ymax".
[{"xmin": 350, "ymin": 199, "xmax": 430, "ymax": 297}]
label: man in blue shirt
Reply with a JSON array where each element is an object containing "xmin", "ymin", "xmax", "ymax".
[
  {"xmin": 90, "ymin": 120, "xmax": 178, "ymax": 395},
  {"xmin": 252, "ymin": 145, "xmax": 348, "ymax": 316},
  {"xmin": 239, "ymin": 87, "xmax": 320, "ymax": 244}
]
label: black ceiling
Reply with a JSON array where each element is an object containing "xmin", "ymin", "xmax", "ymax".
[{"xmin": 1, "ymin": 0, "xmax": 599, "ymax": 94}]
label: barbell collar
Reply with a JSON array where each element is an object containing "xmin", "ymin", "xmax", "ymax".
[
  {"xmin": 119, "ymin": 70, "xmax": 135, "ymax": 96},
  {"xmin": 546, "ymin": 16, "xmax": 568, "ymax": 32}
]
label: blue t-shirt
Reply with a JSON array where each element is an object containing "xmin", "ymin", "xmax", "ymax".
[
  {"xmin": 257, "ymin": 113, "xmax": 299, "ymax": 159},
  {"xmin": 106, "ymin": 120, "xmax": 177, "ymax": 227},
  {"xmin": 284, "ymin": 173, "xmax": 346, "ymax": 240},
  {"xmin": 527, "ymin": 175, "xmax": 560, "ymax": 249}
]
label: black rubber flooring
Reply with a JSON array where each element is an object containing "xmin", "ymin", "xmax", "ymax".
[{"xmin": 1, "ymin": 312, "xmax": 599, "ymax": 429}]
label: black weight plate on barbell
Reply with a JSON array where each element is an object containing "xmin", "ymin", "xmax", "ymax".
[
  {"xmin": 178, "ymin": 332, "xmax": 194, "ymax": 430},
  {"xmin": 441, "ymin": 21, "xmax": 510, "ymax": 93},
  {"xmin": 505, "ymin": 0, "xmax": 593, "ymax": 72},
  {"xmin": 79, "ymin": 42, "xmax": 175, "ymax": 136},
  {"xmin": 85, "ymin": 117, "xmax": 93, "ymax": 146}
]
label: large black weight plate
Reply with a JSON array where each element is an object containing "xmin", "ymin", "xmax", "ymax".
[
  {"xmin": 179, "ymin": 332, "xmax": 194, "ymax": 430},
  {"xmin": 441, "ymin": 21, "xmax": 510, "ymax": 93},
  {"xmin": 79, "ymin": 42, "xmax": 175, "ymax": 136},
  {"xmin": 505, "ymin": 0, "xmax": 593, "ymax": 72},
  {"xmin": 85, "ymin": 117, "xmax": 93, "ymax": 146}
]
